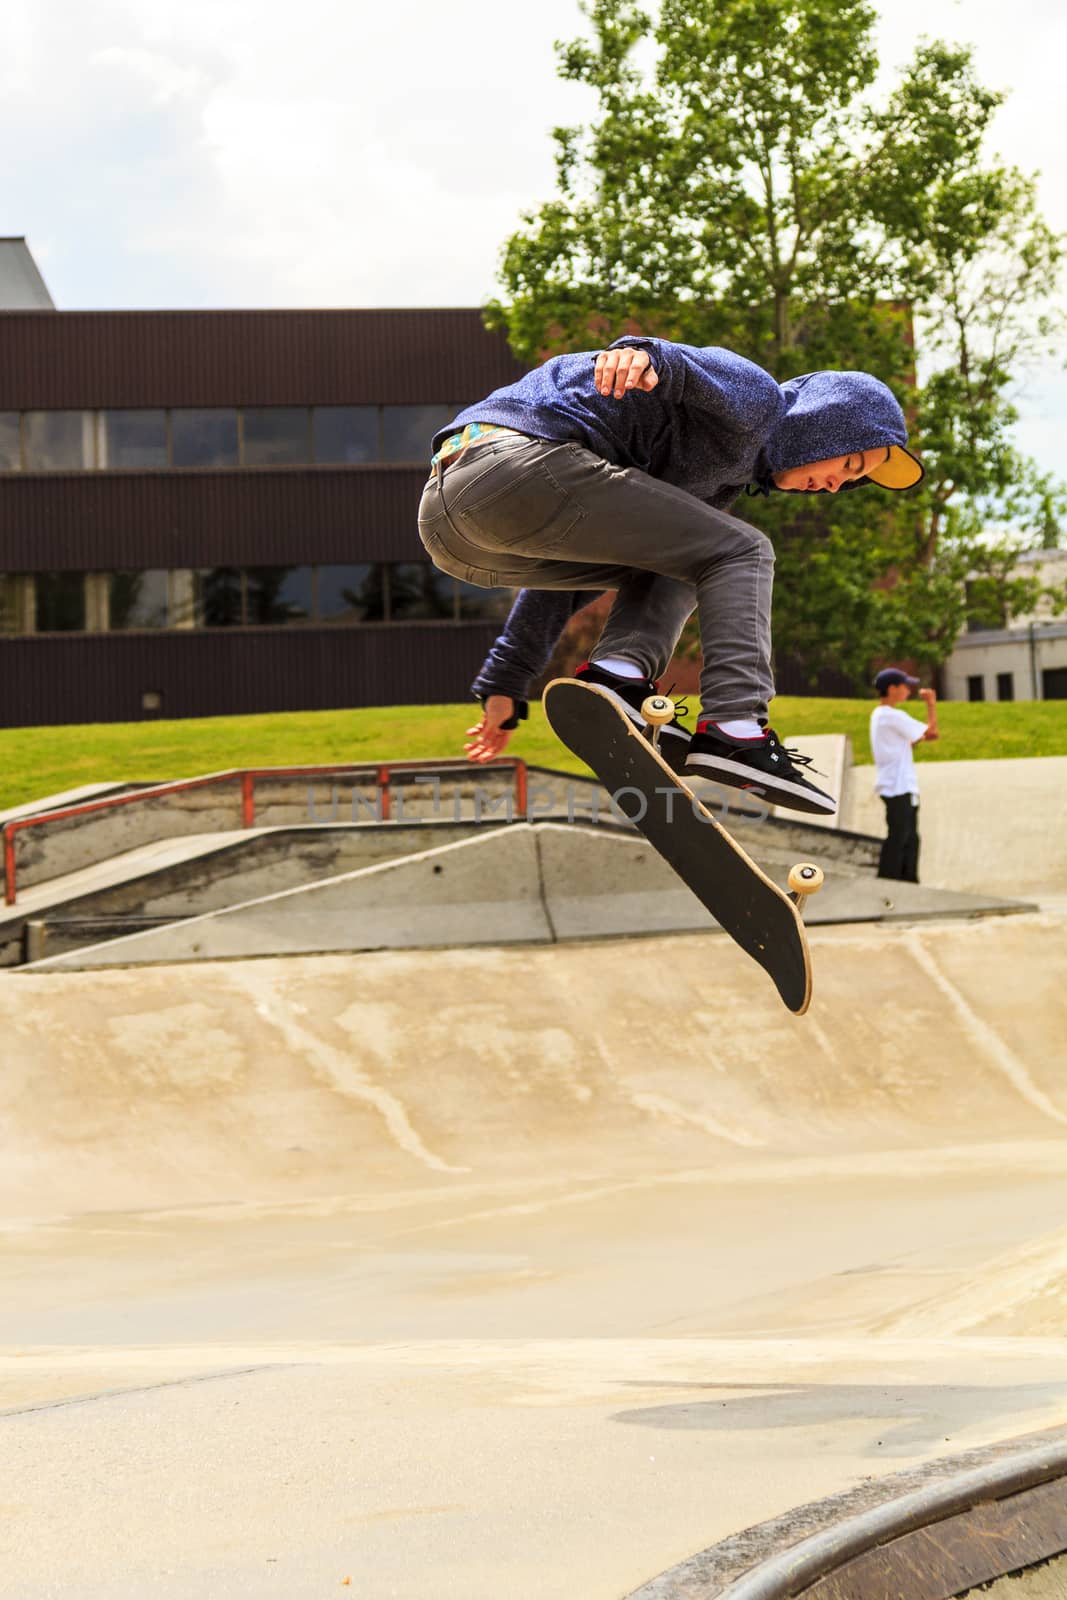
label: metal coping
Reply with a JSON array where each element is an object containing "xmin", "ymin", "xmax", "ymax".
[{"xmin": 629, "ymin": 1428, "xmax": 1067, "ymax": 1600}]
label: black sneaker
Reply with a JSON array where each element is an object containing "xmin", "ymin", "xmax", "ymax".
[
  {"xmin": 683, "ymin": 720, "xmax": 837, "ymax": 816},
  {"xmin": 574, "ymin": 661, "xmax": 691, "ymax": 770}
]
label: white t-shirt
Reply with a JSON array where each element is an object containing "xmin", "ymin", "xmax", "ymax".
[{"xmin": 870, "ymin": 704, "xmax": 927, "ymax": 798}]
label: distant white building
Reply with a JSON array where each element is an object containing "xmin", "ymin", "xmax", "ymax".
[
  {"xmin": 942, "ymin": 548, "xmax": 1067, "ymax": 702},
  {"xmin": 0, "ymin": 238, "xmax": 55, "ymax": 310}
]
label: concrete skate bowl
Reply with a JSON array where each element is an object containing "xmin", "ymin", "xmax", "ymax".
[
  {"xmin": 3, "ymin": 906, "xmax": 1067, "ymax": 1315},
  {"xmin": 4, "ymin": 907, "xmax": 1067, "ymax": 1599},
  {"xmin": 3, "ymin": 909, "xmax": 1067, "ymax": 1226}
]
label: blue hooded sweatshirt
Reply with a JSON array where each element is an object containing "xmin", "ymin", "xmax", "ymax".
[{"xmin": 442, "ymin": 337, "xmax": 913, "ymax": 705}]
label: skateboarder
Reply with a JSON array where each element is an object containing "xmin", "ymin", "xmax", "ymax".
[
  {"xmin": 418, "ymin": 337, "xmax": 924, "ymax": 816},
  {"xmin": 870, "ymin": 667, "xmax": 940, "ymax": 881}
]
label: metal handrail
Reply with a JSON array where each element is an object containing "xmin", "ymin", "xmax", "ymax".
[{"xmin": 2, "ymin": 758, "xmax": 528, "ymax": 906}]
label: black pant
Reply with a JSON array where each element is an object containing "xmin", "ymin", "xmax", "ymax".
[{"xmin": 879, "ymin": 793, "xmax": 920, "ymax": 882}]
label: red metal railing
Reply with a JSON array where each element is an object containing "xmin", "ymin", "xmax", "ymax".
[{"xmin": 2, "ymin": 758, "xmax": 529, "ymax": 907}]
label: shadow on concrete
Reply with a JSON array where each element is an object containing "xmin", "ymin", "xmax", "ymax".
[{"xmin": 613, "ymin": 1382, "xmax": 1067, "ymax": 1456}]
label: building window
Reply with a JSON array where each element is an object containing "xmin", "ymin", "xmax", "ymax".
[
  {"xmin": 0, "ymin": 574, "xmax": 18, "ymax": 632},
  {"xmin": 99, "ymin": 411, "xmax": 168, "ymax": 469},
  {"xmin": 1043, "ymin": 668, "xmax": 1067, "ymax": 700},
  {"xmin": 108, "ymin": 571, "xmax": 171, "ymax": 630},
  {"xmin": 242, "ymin": 408, "xmax": 311, "ymax": 467},
  {"xmin": 84, "ymin": 573, "xmax": 109, "ymax": 632},
  {"xmin": 318, "ymin": 563, "xmax": 385, "ymax": 622},
  {"xmin": 996, "ymin": 671, "xmax": 1014, "ymax": 702},
  {"xmin": 194, "ymin": 568, "xmax": 244, "ymax": 626},
  {"xmin": 245, "ymin": 566, "xmax": 314, "ymax": 624},
  {"xmin": 456, "ymin": 580, "xmax": 515, "ymax": 622},
  {"xmin": 0, "ymin": 562, "xmax": 516, "ymax": 634},
  {"xmin": 0, "ymin": 413, "xmax": 20, "ymax": 470},
  {"xmin": 381, "ymin": 404, "xmax": 455, "ymax": 463},
  {"xmin": 0, "ymin": 575, "xmax": 34, "ymax": 632},
  {"xmin": 171, "ymin": 410, "xmax": 240, "ymax": 468},
  {"xmin": 312, "ymin": 407, "xmax": 379, "ymax": 464},
  {"xmin": 967, "ymin": 675, "xmax": 985, "ymax": 702},
  {"xmin": 35, "ymin": 572, "xmax": 86, "ymax": 632},
  {"xmin": 169, "ymin": 571, "xmax": 198, "ymax": 629},
  {"xmin": 4, "ymin": 403, "xmax": 491, "ymax": 470},
  {"xmin": 24, "ymin": 411, "xmax": 95, "ymax": 470},
  {"xmin": 388, "ymin": 561, "xmax": 455, "ymax": 620}
]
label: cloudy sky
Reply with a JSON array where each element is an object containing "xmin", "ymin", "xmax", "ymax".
[{"xmin": 5, "ymin": 0, "xmax": 1065, "ymax": 477}]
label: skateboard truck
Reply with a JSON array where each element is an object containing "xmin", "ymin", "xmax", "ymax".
[
  {"xmin": 787, "ymin": 862, "xmax": 824, "ymax": 910},
  {"xmin": 640, "ymin": 694, "xmax": 676, "ymax": 752}
]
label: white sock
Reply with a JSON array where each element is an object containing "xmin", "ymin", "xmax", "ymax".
[
  {"xmin": 710, "ymin": 718, "xmax": 764, "ymax": 740},
  {"xmin": 594, "ymin": 656, "xmax": 645, "ymax": 680}
]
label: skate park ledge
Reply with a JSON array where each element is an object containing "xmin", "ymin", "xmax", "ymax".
[{"xmin": 21, "ymin": 819, "xmax": 1034, "ymax": 971}]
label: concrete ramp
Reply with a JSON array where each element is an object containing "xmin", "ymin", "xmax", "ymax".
[
  {"xmin": 23, "ymin": 825, "xmax": 552, "ymax": 966},
  {"xmin": 0, "ymin": 820, "xmax": 554, "ymax": 967},
  {"xmin": 23, "ymin": 822, "xmax": 1030, "ymax": 970},
  {"xmin": 0, "ymin": 781, "xmax": 139, "ymax": 826},
  {"xmin": 4, "ymin": 911, "xmax": 1067, "ymax": 1598},
  {"xmin": 5, "ymin": 911, "xmax": 1067, "ymax": 1220}
]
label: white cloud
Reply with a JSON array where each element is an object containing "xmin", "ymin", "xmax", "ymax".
[
  {"xmin": 90, "ymin": 46, "xmax": 211, "ymax": 105},
  {"xmin": 7, "ymin": 0, "xmax": 591, "ymax": 308},
  {"xmin": 4, "ymin": 0, "xmax": 1066, "ymax": 477}
]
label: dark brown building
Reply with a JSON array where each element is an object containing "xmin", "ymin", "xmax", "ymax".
[{"xmin": 0, "ymin": 297, "xmax": 526, "ymax": 726}]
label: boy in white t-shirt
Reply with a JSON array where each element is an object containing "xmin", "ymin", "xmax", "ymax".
[{"xmin": 869, "ymin": 668, "xmax": 940, "ymax": 882}]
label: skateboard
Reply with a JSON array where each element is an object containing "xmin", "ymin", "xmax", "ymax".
[{"xmin": 543, "ymin": 678, "xmax": 823, "ymax": 1014}]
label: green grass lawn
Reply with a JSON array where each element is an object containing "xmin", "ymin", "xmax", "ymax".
[{"xmin": 1, "ymin": 696, "xmax": 1065, "ymax": 812}]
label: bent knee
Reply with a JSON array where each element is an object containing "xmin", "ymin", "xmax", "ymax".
[
  {"xmin": 703, "ymin": 525, "xmax": 775, "ymax": 570},
  {"xmin": 747, "ymin": 527, "xmax": 775, "ymax": 564}
]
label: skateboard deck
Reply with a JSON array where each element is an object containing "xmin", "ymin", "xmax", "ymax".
[{"xmin": 543, "ymin": 678, "xmax": 819, "ymax": 1014}]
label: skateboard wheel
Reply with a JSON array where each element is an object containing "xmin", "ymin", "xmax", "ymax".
[
  {"xmin": 787, "ymin": 862, "xmax": 824, "ymax": 896},
  {"xmin": 641, "ymin": 694, "xmax": 676, "ymax": 727}
]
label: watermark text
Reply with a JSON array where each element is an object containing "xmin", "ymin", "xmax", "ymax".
[{"xmin": 305, "ymin": 777, "xmax": 770, "ymax": 827}]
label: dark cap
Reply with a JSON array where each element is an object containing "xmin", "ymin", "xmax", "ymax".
[{"xmin": 874, "ymin": 667, "xmax": 920, "ymax": 694}]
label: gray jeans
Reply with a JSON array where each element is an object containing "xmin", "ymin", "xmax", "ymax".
[{"xmin": 418, "ymin": 433, "xmax": 775, "ymax": 720}]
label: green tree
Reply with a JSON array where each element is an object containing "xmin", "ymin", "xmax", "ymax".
[{"xmin": 486, "ymin": 0, "xmax": 1064, "ymax": 687}]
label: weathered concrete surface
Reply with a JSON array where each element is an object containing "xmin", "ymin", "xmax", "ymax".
[
  {"xmin": 7, "ymin": 911, "xmax": 1067, "ymax": 1223},
  {"xmin": 4, "ymin": 1342, "xmax": 1067, "ymax": 1600},
  {"xmin": 6, "ymin": 760, "xmax": 876, "ymax": 899},
  {"xmin": 0, "ymin": 822, "xmax": 500, "ymax": 967},
  {"xmin": 847, "ymin": 756, "xmax": 1067, "ymax": 897},
  {"xmin": 22, "ymin": 823, "xmax": 1027, "ymax": 971},
  {"xmin": 0, "ymin": 781, "xmax": 134, "ymax": 827},
  {"xmin": 0, "ymin": 830, "xmax": 258, "ymax": 967},
  {"xmin": 5, "ymin": 776, "xmax": 248, "ymax": 891},
  {"xmin": 2, "ymin": 912, "xmax": 1067, "ymax": 1598},
  {"xmin": 19, "ymin": 825, "xmax": 553, "ymax": 966},
  {"xmin": 3, "ymin": 764, "xmax": 533, "ymax": 895},
  {"xmin": 0, "ymin": 801, "xmax": 879, "ymax": 968}
]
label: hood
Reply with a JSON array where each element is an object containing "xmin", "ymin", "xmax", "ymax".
[{"xmin": 763, "ymin": 370, "xmax": 910, "ymax": 479}]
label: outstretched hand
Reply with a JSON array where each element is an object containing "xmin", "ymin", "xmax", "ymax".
[
  {"xmin": 464, "ymin": 695, "xmax": 518, "ymax": 764},
  {"xmin": 595, "ymin": 347, "xmax": 659, "ymax": 398}
]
